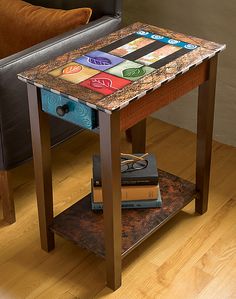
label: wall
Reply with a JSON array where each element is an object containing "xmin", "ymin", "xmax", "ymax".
[{"xmin": 123, "ymin": 0, "xmax": 236, "ymax": 146}]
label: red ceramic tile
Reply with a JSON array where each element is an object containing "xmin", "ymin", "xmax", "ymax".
[{"xmin": 79, "ymin": 72, "xmax": 131, "ymax": 95}]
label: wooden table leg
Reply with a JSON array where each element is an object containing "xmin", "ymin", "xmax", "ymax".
[
  {"xmin": 131, "ymin": 119, "xmax": 146, "ymax": 154},
  {"xmin": 196, "ymin": 55, "xmax": 218, "ymax": 214},
  {"xmin": 27, "ymin": 84, "xmax": 55, "ymax": 251},
  {"xmin": 0, "ymin": 170, "xmax": 15, "ymax": 224},
  {"xmin": 99, "ymin": 110, "xmax": 122, "ymax": 290}
]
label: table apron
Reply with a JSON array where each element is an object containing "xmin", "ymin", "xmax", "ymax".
[{"xmin": 120, "ymin": 59, "xmax": 209, "ymax": 131}]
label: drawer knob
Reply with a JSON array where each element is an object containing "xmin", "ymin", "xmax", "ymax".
[{"xmin": 56, "ymin": 104, "xmax": 69, "ymax": 117}]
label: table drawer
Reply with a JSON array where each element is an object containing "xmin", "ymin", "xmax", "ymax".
[{"xmin": 40, "ymin": 89, "xmax": 98, "ymax": 130}]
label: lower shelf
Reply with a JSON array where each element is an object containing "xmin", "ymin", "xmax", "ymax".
[{"xmin": 51, "ymin": 169, "xmax": 196, "ymax": 258}]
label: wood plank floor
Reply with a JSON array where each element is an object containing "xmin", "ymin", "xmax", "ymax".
[{"xmin": 0, "ymin": 118, "xmax": 235, "ymax": 299}]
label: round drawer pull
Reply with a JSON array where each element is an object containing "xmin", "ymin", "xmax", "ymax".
[{"xmin": 56, "ymin": 104, "xmax": 69, "ymax": 117}]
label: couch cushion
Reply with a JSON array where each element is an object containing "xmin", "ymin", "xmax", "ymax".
[
  {"xmin": 0, "ymin": 0, "xmax": 92, "ymax": 59},
  {"xmin": 25, "ymin": 0, "xmax": 120, "ymax": 21}
]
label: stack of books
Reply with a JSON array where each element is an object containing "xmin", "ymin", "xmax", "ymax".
[{"xmin": 91, "ymin": 154, "xmax": 162, "ymax": 210}]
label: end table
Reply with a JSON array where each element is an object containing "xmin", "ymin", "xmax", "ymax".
[{"xmin": 18, "ymin": 22, "xmax": 225, "ymax": 290}]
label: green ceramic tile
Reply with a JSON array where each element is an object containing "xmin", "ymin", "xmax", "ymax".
[{"xmin": 106, "ymin": 60, "xmax": 155, "ymax": 81}]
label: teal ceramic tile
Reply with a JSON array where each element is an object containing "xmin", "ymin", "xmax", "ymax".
[{"xmin": 106, "ymin": 61, "xmax": 155, "ymax": 81}]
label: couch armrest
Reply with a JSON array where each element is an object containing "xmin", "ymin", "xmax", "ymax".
[{"xmin": 0, "ymin": 16, "xmax": 121, "ymax": 170}]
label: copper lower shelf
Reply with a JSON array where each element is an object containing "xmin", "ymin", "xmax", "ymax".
[{"xmin": 51, "ymin": 170, "xmax": 196, "ymax": 258}]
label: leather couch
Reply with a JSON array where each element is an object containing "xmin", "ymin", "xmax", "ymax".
[{"xmin": 0, "ymin": 0, "xmax": 122, "ymax": 224}]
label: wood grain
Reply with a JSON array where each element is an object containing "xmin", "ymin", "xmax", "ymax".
[
  {"xmin": 27, "ymin": 84, "xmax": 55, "ymax": 252},
  {"xmin": 0, "ymin": 118, "xmax": 235, "ymax": 299},
  {"xmin": 120, "ymin": 60, "xmax": 208, "ymax": 131},
  {"xmin": 0, "ymin": 170, "xmax": 15, "ymax": 224},
  {"xmin": 99, "ymin": 110, "xmax": 122, "ymax": 290},
  {"xmin": 196, "ymin": 55, "xmax": 218, "ymax": 214}
]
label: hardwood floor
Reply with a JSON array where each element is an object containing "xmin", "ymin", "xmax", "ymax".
[{"xmin": 0, "ymin": 118, "xmax": 235, "ymax": 299}]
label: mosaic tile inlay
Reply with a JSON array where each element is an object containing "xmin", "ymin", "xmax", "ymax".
[
  {"xmin": 80, "ymin": 73, "xmax": 131, "ymax": 95},
  {"xmin": 135, "ymin": 45, "xmax": 180, "ymax": 65},
  {"xmin": 110, "ymin": 37, "xmax": 155, "ymax": 57},
  {"xmin": 74, "ymin": 50, "xmax": 124, "ymax": 71},
  {"xmin": 49, "ymin": 62, "xmax": 99, "ymax": 84},
  {"xmin": 106, "ymin": 60, "xmax": 155, "ymax": 81},
  {"xmin": 18, "ymin": 22, "xmax": 226, "ymax": 112}
]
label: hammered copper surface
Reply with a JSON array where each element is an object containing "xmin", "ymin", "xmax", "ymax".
[
  {"xmin": 19, "ymin": 22, "xmax": 225, "ymax": 111},
  {"xmin": 51, "ymin": 169, "xmax": 196, "ymax": 257}
]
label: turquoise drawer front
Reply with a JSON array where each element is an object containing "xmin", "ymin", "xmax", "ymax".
[{"xmin": 40, "ymin": 89, "xmax": 98, "ymax": 130}]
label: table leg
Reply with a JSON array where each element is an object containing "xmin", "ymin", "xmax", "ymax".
[
  {"xmin": 27, "ymin": 84, "xmax": 55, "ymax": 251},
  {"xmin": 0, "ymin": 170, "xmax": 15, "ymax": 224},
  {"xmin": 99, "ymin": 110, "xmax": 122, "ymax": 290},
  {"xmin": 131, "ymin": 119, "xmax": 146, "ymax": 154},
  {"xmin": 196, "ymin": 55, "xmax": 218, "ymax": 214}
]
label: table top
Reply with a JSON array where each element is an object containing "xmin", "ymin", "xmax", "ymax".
[{"xmin": 18, "ymin": 22, "xmax": 225, "ymax": 113}]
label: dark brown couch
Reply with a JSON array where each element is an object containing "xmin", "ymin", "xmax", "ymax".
[{"xmin": 0, "ymin": 0, "xmax": 122, "ymax": 223}]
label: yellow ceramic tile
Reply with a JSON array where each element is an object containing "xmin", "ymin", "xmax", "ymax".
[{"xmin": 48, "ymin": 62, "xmax": 100, "ymax": 84}]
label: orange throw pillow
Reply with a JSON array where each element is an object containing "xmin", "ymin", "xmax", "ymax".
[{"xmin": 0, "ymin": 0, "xmax": 92, "ymax": 59}]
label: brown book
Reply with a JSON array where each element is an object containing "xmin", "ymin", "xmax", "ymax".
[{"xmin": 92, "ymin": 182, "xmax": 159, "ymax": 203}]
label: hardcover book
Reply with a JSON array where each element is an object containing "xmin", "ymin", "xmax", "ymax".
[
  {"xmin": 93, "ymin": 154, "xmax": 158, "ymax": 186},
  {"xmin": 92, "ymin": 181, "xmax": 159, "ymax": 202},
  {"xmin": 91, "ymin": 187, "xmax": 162, "ymax": 210}
]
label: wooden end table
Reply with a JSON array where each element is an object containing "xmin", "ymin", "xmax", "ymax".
[{"xmin": 18, "ymin": 22, "xmax": 225, "ymax": 290}]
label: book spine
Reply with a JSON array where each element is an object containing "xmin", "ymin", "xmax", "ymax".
[
  {"xmin": 91, "ymin": 185, "xmax": 162, "ymax": 210},
  {"xmin": 91, "ymin": 197, "xmax": 162, "ymax": 210},
  {"xmin": 93, "ymin": 178, "xmax": 158, "ymax": 187},
  {"xmin": 93, "ymin": 185, "xmax": 159, "ymax": 203}
]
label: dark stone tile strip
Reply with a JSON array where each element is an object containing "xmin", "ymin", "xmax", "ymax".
[
  {"xmin": 150, "ymin": 48, "xmax": 190, "ymax": 69},
  {"xmin": 99, "ymin": 33, "xmax": 139, "ymax": 53},
  {"xmin": 123, "ymin": 40, "xmax": 166, "ymax": 61}
]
